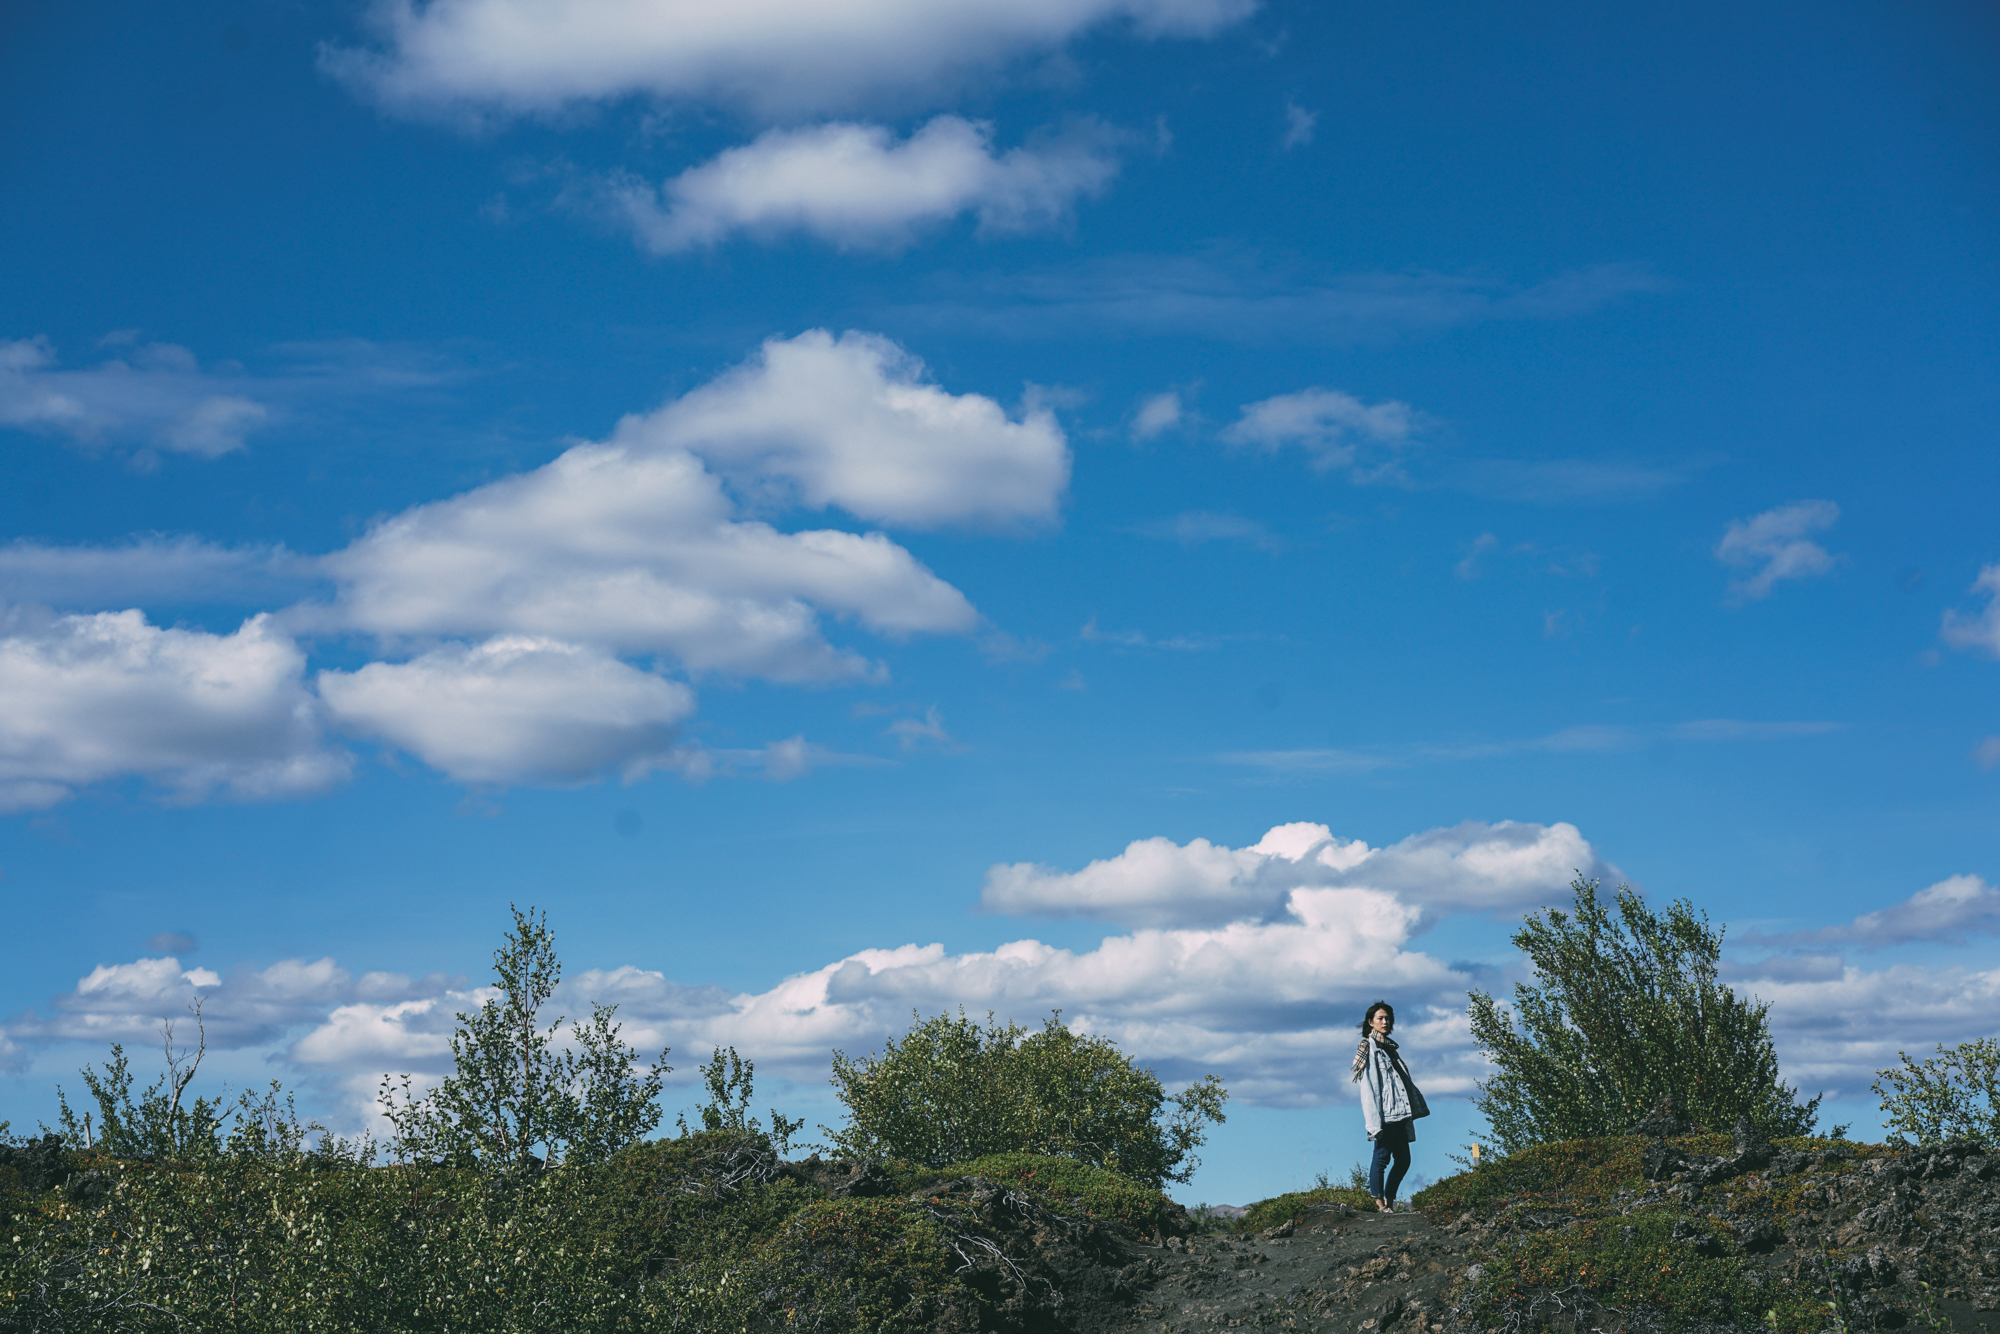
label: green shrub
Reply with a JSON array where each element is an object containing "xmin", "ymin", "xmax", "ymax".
[
  {"xmin": 1234, "ymin": 1185, "xmax": 1378, "ymax": 1234},
  {"xmin": 946, "ymin": 1151, "xmax": 1183, "ymax": 1236},
  {"xmin": 754, "ymin": 1197, "xmax": 966, "ymax": 1334},
  {"xmin": 1873, "ymin": 1036, "xmax": 2000, "ymax": 1146},
  {"xmin": 584, "ymin": 1129, "xmax": 818, "ymax": 1275},
  {"xmin": 1470, "ymin": 1208, "xmax": 1770, "ymax": 1332},
  {"xmin": 827, "ymin": 1009, "xmax": 1227, "ymax": 1187},
  {"xmin": 381, "ymin": 904, "xmax": 667, "ymax": 1170},
  {"xmin": 1468, "ymin": 878, "xmax": 1820, "ymax": 1152}
]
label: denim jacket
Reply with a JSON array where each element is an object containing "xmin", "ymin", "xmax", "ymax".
[{"xmin": 1360, "ymin": 1035, "xmax": 1429, "ymax": 1141}]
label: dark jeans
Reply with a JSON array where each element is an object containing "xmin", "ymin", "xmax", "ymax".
[{"xmin": 1368, "ymin": 1118, "xmax": 1413, "ymax": 1202}]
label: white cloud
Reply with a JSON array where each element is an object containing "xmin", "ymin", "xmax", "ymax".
[
  {"xmin": 978, "ymin": 819, "xmax": 1609, "ymax": 928},
  {"xmin": 29, "ymin": 816, "xmax": 1988, "ymax": 1119},
  {"xmin": 1975, "ymin": 736, "xmax": 2000, "ymax": 770},
  {"xmin": 277, "ymin": 892, "xmax": 1469, "ymax": 1113},
  {"xmin": 1078, "ymin": 617, "xmax": 1223, "ymax": 651},
  {"xmin": 1455, "ymin": 532, "xmax": 1499, "ymax": 580},
  {"xmin": 319, "ymin": 636, "xmax": 697, "ymax": 786},
  {"xmin": 891, "ymin": 259, "xmax": 1669, "ymax": 345},
  {"xmin": 325, "ymin": 0, "xmax": 1256, "ymax": 120},
  {"xmin": 1730, "ymin": 959, "xmax": 2000, "ymax": 1099},
  {"xmin": 1741, "ymin": 874, "xmax": 2000, "ymax": 949},
  {"xmin": 0, "ymin": 336, "xmax": 270, "ymax": 457},
  {"xmin": 1, "ymin": 330, "xmax": 1052, "ymax": 798},
  {"xmin": 884, "ymin": 704, "xmax": 956, "ymax": 751},
  {"xmin": 0, "ymin": 538, "xmax": 325, "ymax": 610},
  {"xmin": 1715, "ymin": 500, "xmax": 1841, "ymax": 602},
  {"xmin": 1217, "ymin": 747, "xmax": 1396, "ymax": 775},
  {"xmin": 5, "ymin": 955, "xmax": 454, "ymax": 1052},
  {"xmin": 0, "ymin": 608, "xmax": 347, "ymax": 811},
  {"xmin": 1282, "ymin": 100, "xmax": 1316, "ymax": 149},
  {"xmin": 313, "ymin": 437, "xmax": 977, "ymax": 687},
  {"xmin": 1220, "ymin": 387, "xmax": 1417, "ymax": 475},
  {"xmin": 1942, "ymin": 564, "xmax": 2000, "ymax": 657},
  {"xmin": 1124, "ymin": 511, "xmax": 1282, "ymax": 551},
  {"xmin": 605, "ymin": 117, "xmax": 1120, "ymax": 254},
  {"xmin": 1130, "ymin": 390, "xmax": 1183, "ymax": 440},
  {"xmin": 1219, "ymin": 719, "xmax": 1841, "ymax": 779},
  {"xmin": 626, "ymin": 329, "xmax": 1069, "ymax": 528}
]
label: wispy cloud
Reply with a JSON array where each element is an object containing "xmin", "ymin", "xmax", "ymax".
[
  {"xmin": 1739, "ymin": 874, "xmax": 2000, "ymax": 949},
  {"xmin": 1, "ymin": 336, "xmax": 268, "ymax": 458},
  {"xmin": 1123, "ymin": 511, "xmax": 1283, "ymax": 552},
  {"xmin": 1281, "ymin": 101, "xmax": 1317, "ymax": 150},
  {"xmin": 1129, "ymin": 389, "xmax": 1184, "ymax": 440},
  {"xmin": 884, "ymin": 705, "xmax": 959, "ymax": 751},
  {"xmin": 1716, "ymin": 500, "xmax": 1842, "ymax": 603},
  {"xmin": 1080, "ymin": 617, "xmax": 1231, "ymax": 651},
  {"xmin": 1942, "ymin": 564, "xmax": 2000, "ymax": 658},
  {"xmin": 885, "ymin": 256, "xmax": 1670, "ymax": 345},
  {"xmin": 0, "ymin": 538, "xmax": 327, "ymax": 610},
  {"xmin": 1218, "ymin": 748, "xmax": 1395, "ymax": 775},
  {"xmin": 1449, "ymin": 455, "xmax": 1694, "ymax": 503},
  {"xmin": 1219, "ymin": 718, "xmax": 1842, "ymax": 779},
  {"xmin": 1221, "ymin": 387, "xmax": 1418, "ymax": 477}
]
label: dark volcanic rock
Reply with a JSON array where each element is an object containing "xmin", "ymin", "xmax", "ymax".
[{"xmin": 1630, "ymin": 1095, "xmax": 1694, "ymax": 1139}]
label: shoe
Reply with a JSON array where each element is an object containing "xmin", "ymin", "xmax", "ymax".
[{"xmin": 1374, "ymin": 1198, "xmax": 1390, "ymax": 1212}]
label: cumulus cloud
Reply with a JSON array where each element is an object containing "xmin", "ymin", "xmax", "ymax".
[
  {"xmin": 0, "ymin": 336, "xmax": 270, "ymax": 457},
  {"xmin": 319, "ymin": 636, "xmax": 697, "ymax": 785},
  {"xmin": 28, "ymin": 815, "xmax": 1985, "ymax": 1117},
  {"xmin": 311, "ymin": 357, "xmax": 1000, "ymax": 682},
  {"xmin": 1729, "ymin": 958, "xmax": 2000, "ymax": 1099},
  {"xmin": 1741, "ymin": 875, "xmax": 2000, "ymax": 949},
  {"xmin": 1715, "ymin": 500, "xmax": 1841, "ymax": 602},
  {"xmin": 979, "ymin": 819, "xmax": 1610, "ymax": 929},
  {"xmin": 627, "ymin": 329, "xmax": 1069, "ymax": 528},
  {"xmin": 325, "ymin": 0, "xmax": 1255, "ymax": 120},
  {"xmin": 1941, "ymin": 564, "xmax": 2000, "ymax": 658},
  {"xmin": 1220, "ymin": 387, "xmax": 1418, "ymax": 475},
  {"xmin": 272, "ymin": 890, "xmax": 1469, "ymax": 1113},
  {"xmin": 3, "ymin": 330, "xmax": 1054, "ymax": 799},
  {"xmin": 5, "ymin": 955, "xmax": 456, "ymax": 1052},
  {"xmin": 0, "ymin": 608, "xmax": 347, "ymax": 811},
  {"xmin": 605, "ymin": 117, "xmax": 1120, "ymax": 254}
]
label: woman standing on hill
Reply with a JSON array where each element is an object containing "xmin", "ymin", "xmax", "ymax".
[{"xmin": 1352, "ymin": 1000, "xmax": 1429, "ymax": 1212}]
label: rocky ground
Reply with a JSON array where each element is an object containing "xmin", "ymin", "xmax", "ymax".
[
  {"xmin": 1099, "ymin": 1203, "xmax": 1461, "ymax": 1333},
  {"xmin": 909, "ymin": 1129, "xmax": 2000, "ymax": 1334}
]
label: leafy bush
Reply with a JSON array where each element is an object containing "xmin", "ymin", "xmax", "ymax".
[
  {"xmin": 827, "ymin": 1009, "xmax": 1227, "ymax": 1186},
  {"xmin": 1873, "ymin": 1036, "xmax": 2000, "ymax": 1145},
  {"xmin": 381, "ymin": 904, "xmax": 667, "ymax": 1169},
  {"xmin": 1234, "ymin": 1185, "xmax": 1378, "ymax": 1234},
  {"xmin": 1412, "ymin": 1133, "xmax": 1895, "ymax": 1334},
  {"xmin": 754, "ymin": 1198, "xmax": 966, "ymax": 1334},
  {"xmin": 946, "ymin": 1151, "xmax": 1185, "ymax": 1236},
  {"xmin": 1471, "ymin": 1208, "xmax": 1773, "ymax": 1332},
  {"xmin": 677, "ymin": 1046, "xmax": 805, "ymax": 1152},
  {"xmin": 1468, "ymin": 877, "xmax": 1819, "ymax": 1152},
  {"xmin": 53, "ymin": 1008, "xmax": 228, "ymax": 1162}
]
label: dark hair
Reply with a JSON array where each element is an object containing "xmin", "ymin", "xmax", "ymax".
[{"xmin": 1359, "ymin": 1001, "xmax": 1394, "ymax": 1036}]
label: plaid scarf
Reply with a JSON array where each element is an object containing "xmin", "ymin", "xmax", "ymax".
[{"xmin": 1350, "ymin": 1032, "xmax": 1397, "ymax": 1081}]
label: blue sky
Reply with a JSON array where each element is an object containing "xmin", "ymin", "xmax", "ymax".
[{"xmin": 2, "ymin": 0, "xmax": 1997, "ymax": 1204}]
